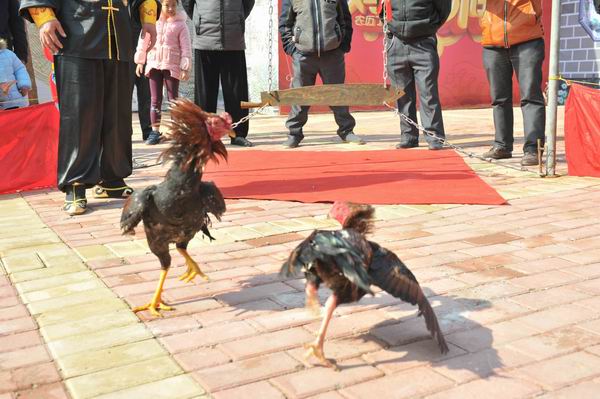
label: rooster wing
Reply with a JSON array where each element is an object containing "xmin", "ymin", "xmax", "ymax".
[
  {"xmin": 120, "ymin": 185, "xmax": 156, "ymax": 235},
  {"xmin": 368, "ymin": 242, "xmax": 449, "ymax": 354}
]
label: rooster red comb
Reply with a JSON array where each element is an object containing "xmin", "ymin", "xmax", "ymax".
[{"xmin": 328, "ymin": 201, "xmax": 353, "ymax": 226}]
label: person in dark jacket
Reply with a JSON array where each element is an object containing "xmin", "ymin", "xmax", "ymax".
[
  {"xmin": 20, "ymin": 0, "xmax": 158, "ymax": 215},
  {"xmin": 182, "ymin": 0, "xmax": 255, "ymax": 147},
  {"xmin": 0, "ymin": 0, "xmax": 29, "ymax": 63},
  {"xmin": 380, "ymin": 0, "xmax": 451, "ymax": 150},
  {"xmin": 279, "ymin": 0, "xmax": 364, "ymax": 148}
]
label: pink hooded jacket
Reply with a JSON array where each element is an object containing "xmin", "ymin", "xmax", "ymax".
[{"xmin": 134, "ymin": 10, "xmax": 191, "ymax": 80}]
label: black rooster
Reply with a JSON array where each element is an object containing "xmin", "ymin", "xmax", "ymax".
[
  {"xmin": 281, "ymin": 202, "xmax": 449, "ymax": 369},
  {"xmin": 120, "ymin": 99, "xmax": 235, "ymax": 317}
]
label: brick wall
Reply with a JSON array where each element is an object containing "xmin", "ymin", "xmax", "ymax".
[{"xmin": 560, "ymin": 0, "xmax": 600, "ymax": 79}]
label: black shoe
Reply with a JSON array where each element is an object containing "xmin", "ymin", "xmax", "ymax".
[
  {"xmin": 428, "ymin": 140, "xmax": 444, "ymax": 150},
  {"xmin": 521, "ymin": 151, "xmax": 542, "ymax": 166},
  {"xmin": 63, "ymin": 184, "xmax": 87, "ymax": 216},
  {"xmin": 142, "ymin": 129, "xmax": 152, "ymax": 141},
  {"xmin": 283, "ymin": 135, "xmax": 303, "ymax": 148},
  {"xmin": 93, "ymin": 179, "xmax": 134, "ymax": 199},
  {"xmin": 396, "ymin": 135, "xmax": 419, "ymax": 149},
  {"xmin": 341, "ymin": 132, "xmax": 366, "ymax": 145},
  {"xmin": 145, "ymin": 130, "xmax": 162, "ymax": 145},
  {"xmin": 231, "ymin": 136, "xmax": 254, "ymax": 147},
  {"xmin": 482, "ymin": 146, "xmax": 512, "ymax": 159}
]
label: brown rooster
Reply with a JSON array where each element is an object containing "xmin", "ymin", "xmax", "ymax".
[
  {"xmin": 281, "ymin": 202, "xmax": 449, "ymax": 369},
  {"xmin": 120, "ymin": 99, "xmax": 235, "ymax": 317}
]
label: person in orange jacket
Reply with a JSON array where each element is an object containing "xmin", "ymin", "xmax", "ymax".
[{"xmin": 479, "ymin": 0, "xmax": 546, "ymax": 166}]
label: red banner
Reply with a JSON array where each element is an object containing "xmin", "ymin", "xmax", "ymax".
[
  {"xmin": 0, "ymin": 103, "xmax": 59, "ymax": 194},
  {"xmin": 565, "ymin": 84, "xmax": 600, "ymax": 177},
  {"xmin": 278, "ymin": 0, "xmax": 552, "ymax": 110}
]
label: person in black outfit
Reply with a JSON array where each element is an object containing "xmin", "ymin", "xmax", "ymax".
[
  {"xmin": 0, "ymin": 0, "xmax": 29, "ymax": 63},
  {"xmin": 182, "ymin": 0, "xmax": 255, "ymax": 147}
]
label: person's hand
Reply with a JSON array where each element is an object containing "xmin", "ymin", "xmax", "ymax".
[
  {"xmin": 19, "ymin": 87, "xmax": 31, "ymax": 97},
  {"xmin": 180, "ymin": 70, "xmax": 189, "ymax": 81},
  {"xmin": 136, "ymin": 64, "xmax": 145, "ymax": 77},
  {"xmin": 142, "ymin": 23, "xmax": 157, "ymax": 51},
  {"xmin": 39, "ymin": 19, "xmax": 66, "ymax": 53}
]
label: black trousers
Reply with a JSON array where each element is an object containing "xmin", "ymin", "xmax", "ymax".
[
  {"xmin": 55, "ymin": 55, "xmax": 133, "ymax": 191},
  {"xmin": 194, "ymin": 50, "xmax": 249, "ymax": 138},
  {"xmin": 483, "ymin": 38, "xmax": 546, "ymax": 153},
  {"xmin": 286, "ymin": 49, "xmax": 356, "ymax": 138},
  {"xmin": 386, "ymin": 35, "xmax": 445, "ymax": 142},
  {"xmin": 130, "ymin": 62, "xmax": 152, "ymax": 135}
]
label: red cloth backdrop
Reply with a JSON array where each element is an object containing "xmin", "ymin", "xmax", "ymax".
[
  {"xmin": 277, "ymin": 0, "xmax": 552, "ymax": 111},
  {"xmin": 0, "ymin": 103, "xmax": 59, "ymax": 194},
  {"xmin": 565, "ymin": 84, "xmax": 600, "ymax": 177}
]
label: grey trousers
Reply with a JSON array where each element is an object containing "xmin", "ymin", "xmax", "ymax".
[
  {"xmin": 286, "ymin": 49, "xmax": 356, "ymax": 138},
  {"xmin": 483, "ymin": 38, "xmax": 546, "ymax": 153},
  {"xmin": 386, "ymin": 34, "xmax": 445, "ymax": 142}
]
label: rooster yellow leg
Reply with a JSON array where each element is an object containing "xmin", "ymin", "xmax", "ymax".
[
  {"xmin": 304, "ymin": 294, "xmax": 339, "ymax": 371},
  {"xmin": 177, "ymin": 248, "xmax": 209, "ymax": 283},
  {"xmin": 305, "ymin": 282, "xmax": 321, "ymax": 316},
  {"xmin": 133, "ymin": 269, "xmax": 173, "ymax": 317}
]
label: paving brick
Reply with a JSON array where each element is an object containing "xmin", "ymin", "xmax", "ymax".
[
  {"xmin": 509, "ymin": 286, "xmax": 591, "ymax": 310},
  {"xmin": 290, "ymin": 336, "xmax": 384, "ymax": 367},
  {"xmin": 0, "ymin": 304, "xmax": 28, "ymax": 321},
  {"xmin": 537, "ymin": 380, "xmax": 600, "ymax": 399},
  {"xmin": 34, "ymin": 298, "xmax": 129, "ymax": 327},
  {"xmin": 194, "ymin": 352, "xmax": 301, "ymax": 392},
  {"xmin": 0, "ymin": 316, "xmax": 36, "ymax": 335},
  {"xmin": 425, "ymin": 374, "xmax": 542, "ymax": 399},
  {"xmin": 509, "ymin": 270, "xmax": 581, "ymax": 290},
  {"xmin": 340, "ymin": 366, "xmax": 452, "ymax": 399},
  {"xmin": 9, "ymin": 263, "xmax": 87, "ymax": 283},
  {"xmin": 446, "ymin": 319, "xmax": 539, "ymax": 352},
  {"xmin": 516, "ymin": 303, "xmax": 593, "ymax": 332},
  {"xmin": 41, "ymin": 309, "xmax": 138, "ymax": 341},
  {"xmin": 58, "ymin": 339, "xmax": 167, "ymax": 378},
  {"xmin": 463, "ymin": 232, "xmax": 521, "ymax": 246},
  {"xmin": 66, "ymin": 356, "xmax": 182, "ymax": 399},
  {"xmin": 174, "ymin": 347, "xmax": 232, "ymax": 372},
  {"xmin": 160, "ymin": 320, "xmax": 257, "ymax": 353},
  {"xmin": 215, "ymin": 282, "xmax": 297, "ymax": 306},
  {"xmin": 194, "ymin": 299, "xmax": 283, "ymax": 326},
  {"xmin": 304, "ymin": 309, "xmax": 392, "ymax": 340},
  {"xmin": 15, "ymin": 382, "xmax": 70, "ymax": 399},
  {"xmin": 0, "ymin": 344, "xmax": 50, "ymax": 369},
  {"xmin": 213, "ymin": 381, "xmax": 285, "ymax": 399},
  {"xmin": 0, "ymin": 330, "xmax": 41, "ymax": 352},
  {"xmin": 74, "ymin": 244, "xmax": 119, "ymax": 262},
  {"xmin": 93, "ymin": 374, "xmax": 204, "ymax": 399},
  {"xmin": 21, "ymin": 279, "xmax": 106, "ymax": 303},
  {"xmin": 515, "ymin": 351, "xmax": 600, "ymax": 390},
  {"xmin": 14, "ymin": 271, "xmax": 95, "ymax": 294},
  {"xmin": 508, "ymin": 326, "xmax": 600, "ymax": 361},
  {"xmin": 8, "ymin": 362, "xmax": 62, "ymax": 391},
  {"xmin": 47, "ymin": 323, "xmax": 153, "ymax": 358},
  {"xmin": 571, "ymin": 277, "xmax": 600, "ymax": 295},
  {"xmin": 219, "ymin": 327, "xmax": 314, "ymax": 360},
  {"xmin": 271, "ymin": 358, "xmax": 383, "ymax": 399}
]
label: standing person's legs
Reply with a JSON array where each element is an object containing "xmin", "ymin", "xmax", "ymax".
[
  {"xmin": 386, "ymin": 35, "xmax": 419, "ymax": 148},
  {"xmin": 411, "ymin": 35, "xmax": 445, "ymax": 149},
  {"xmin": 163, "ymin": 70, "xmax": 180, "ymax": 101},
  {"xmin": 194, "ymin": 50, "xmax": 220, "ymax": 113},
  {"xmin": 284, "ymin": 52, "xmax": 318, "ymax": 147},
  {"xmin": 95, "ymin": 59, "xmax": 133, "ymax": 198},
  {"xmin": 511, "ymin": 38, "xmax": 546, "ymax": 156},
  {"xmin": 54, "ymin": 55, "xmax": 104, "ymax": 214},
  {"xmin": 320, "ymin": 49, "xmax": 362, "ymax": 143},
  {"xmin": 220, "ymin": 51, "xmax": 251, "ymax": 144},
  {"xmin": 136, "ymin": 73, "xmax": 153, "ymax": 140},
  {"xmin": 483, "ymin": 46, "xmax": 514, "ymax": 157},
  {"xmin": 148, "ymin": 68, "xmax": 164, "ymax": 131}
]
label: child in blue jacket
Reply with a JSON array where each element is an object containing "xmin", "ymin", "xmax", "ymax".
[{"xmin": 0, "ymin": 38, "xmax": 31, "ymax": 110}]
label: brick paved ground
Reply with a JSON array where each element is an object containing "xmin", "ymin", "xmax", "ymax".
[{"xmin": 2, "ymin": 107, "xmax": 600, "ymax": 398}]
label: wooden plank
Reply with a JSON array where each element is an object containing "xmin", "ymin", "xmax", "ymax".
[{"xmin": 240, "ymin": 84, "xmax": 404, "ymax": 108}]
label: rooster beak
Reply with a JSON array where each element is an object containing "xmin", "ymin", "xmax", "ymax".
[{"xmin": 227, "ymin": 130, "xmax": 236, "ymax": 138}]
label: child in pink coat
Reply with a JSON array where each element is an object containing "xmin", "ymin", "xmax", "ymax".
[{"xmin": 135, "ymin": 0, "xmax": 191, "ymax": 145}]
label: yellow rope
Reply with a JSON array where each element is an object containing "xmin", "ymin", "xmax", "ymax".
[{"xmin": 549, "ymin": 74, "xmax": 600, "ymax": 87}]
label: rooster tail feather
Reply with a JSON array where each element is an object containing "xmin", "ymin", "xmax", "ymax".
[{"xmin": 343, "ymin": 205, "xmax": 376, "ymax": 235}]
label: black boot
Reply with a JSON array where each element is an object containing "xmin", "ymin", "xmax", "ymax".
[{"xmin": 63, "ymin": 183, "xmax": 87, "ymax": 216}]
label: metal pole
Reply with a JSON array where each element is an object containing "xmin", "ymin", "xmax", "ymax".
[{"xmin": 545, "ymin": 0, "xmax": 561, "ymax": 176}]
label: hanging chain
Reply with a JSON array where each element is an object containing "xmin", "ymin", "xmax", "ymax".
[
  {"xmin": 382, "ymin": 1, "xmax": 389, "ymax": 87},
  {"xmin": 267, "ymin": 0, "xmax": 275, "ymax": 91},
  {"xmin": 231, "ymin": 103, "xmax": 270, "ymax": 129},
  {"xmin": 382, "ymin": 103, "xmax": 541, "ymax": 176}
]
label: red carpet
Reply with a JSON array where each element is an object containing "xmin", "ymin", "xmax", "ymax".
[{"xmin": 204, "ymin": 149, "xmax": 506, "ymax": 205}]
